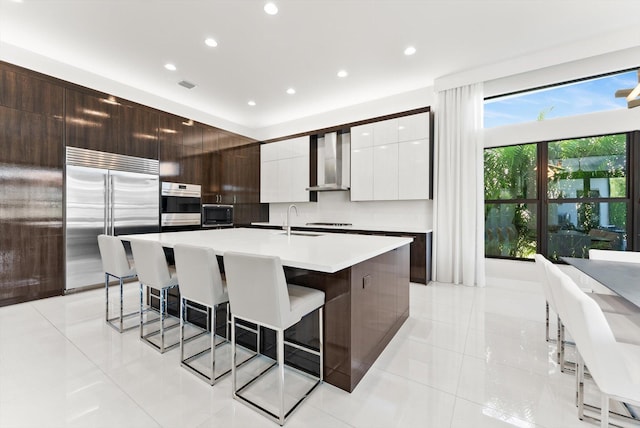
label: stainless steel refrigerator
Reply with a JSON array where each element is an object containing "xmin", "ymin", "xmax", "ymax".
[{"xmin": 65, "ymin": 147, "xmax": 160, "ymax": 290}]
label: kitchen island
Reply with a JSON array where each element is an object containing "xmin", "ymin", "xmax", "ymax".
[{"xmin": 121, "ymin": 228, "xmax": 412, "ymax": 392}]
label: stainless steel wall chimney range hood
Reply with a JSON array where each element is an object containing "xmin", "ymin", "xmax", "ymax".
[{"xmin": 306, "ymin": 131, "xmax": 350, "ymax": 191}]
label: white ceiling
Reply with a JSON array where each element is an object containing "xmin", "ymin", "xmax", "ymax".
[{"xmin": 2, "ymin": 0, "xmax": 640, "ymax": 131}]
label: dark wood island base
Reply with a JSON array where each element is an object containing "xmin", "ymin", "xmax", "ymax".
[{"xmin": 286, "ymin": 244, "xmax": 410, "ymax": 392}]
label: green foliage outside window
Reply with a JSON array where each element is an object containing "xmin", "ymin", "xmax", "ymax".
[
  {"xmin": 484, "ymin": 134, "xmax": 628, "ymax": 259},
  {"xmin": 484, "ymin": 144, "xmax": 537, "ymax": 200}
]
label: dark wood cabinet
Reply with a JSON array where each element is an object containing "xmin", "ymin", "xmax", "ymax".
[
  {"xmin": 0, "ymin": 104, "xmax": 64, "ymax": 306},
  {"xmin": 202, "ymin": 127, "xmax": 222, "ymax": 198},
  {"xmin": 385, "ymin": 231, "xmax": 431, "ymax": 283},
  {"xmin": 182, "ymin": 123, "xmax": 203, "ymax": 185},
  {"xmin": 158, "ymin": 114, "xmax": 183, "ymax": 182},
  {"xmin": 67, "ymin": 90, "xmax": 160, "ymax": 160},
  {"xmin": 158, "ymin": 114, "xmax": 203, "ymax": 185},
  {"xmin": 119, "ymin": 103, "xmax": 159, "ymax": 159},
  {"xmin": 201, "ymin": 128, "xmax": 267, "ymax": 225},
  {"xmin": 65, "ymin": 89, "xmax": 120, "ymax": 153},
  {"xmin": 348, "ymin": 245, "xmax": 409, "ymax": 390},
  {"xmin": 0, "ymin": 66, "xmax": 63, "ymax": 118}
]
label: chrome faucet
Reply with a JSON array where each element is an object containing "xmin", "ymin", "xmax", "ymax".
[{"xmin": 286, "ymin": 204, "xmax": 299, "ymax": 236}]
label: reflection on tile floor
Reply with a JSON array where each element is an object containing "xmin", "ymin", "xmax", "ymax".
[{"xmin": 0, "ymin": 281, "xmax": 604, "ymax": 427}]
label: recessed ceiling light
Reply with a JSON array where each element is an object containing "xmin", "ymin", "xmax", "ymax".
[
  {"xmin": 264, "ymin": 2, "xmax": 278, "ymax": 15},
  {"xmin": 205, "ymin": 38, "xmax": 218, "ymax": 47},
  {"xmin": 248, "ymin": 100, "xmax": 257, "ymax": 106},
  {"xmin": 164, "ymin": 63, "xmax": 177, "ymax": 71},
  {"xmin": 11, "ymin": 0, "xmax": 23, "ymax": 3},
  {"xmin": 337, "ymin": 70, "xmax": 348, "ymax": 78},
  {"xmin": 286, "ymin": 88, "xmax": 296, "ymax": 95},
  {"xmin": 404, "ymin": 46, "xmax": 417, "ymax": 56}
]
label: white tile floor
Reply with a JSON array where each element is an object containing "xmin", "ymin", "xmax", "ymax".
[{"xmin": 0, "ymin": 280, "xmax": 615, "ymax": 427}]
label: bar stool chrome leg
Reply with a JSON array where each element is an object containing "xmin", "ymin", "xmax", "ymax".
[{"xmin": 105, "ymin": 272, "xmax": 138, "ymax": 333}]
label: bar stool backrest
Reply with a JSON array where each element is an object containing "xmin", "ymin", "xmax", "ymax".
[
  {"xmin": 555, "ymin": 272, "xmax": 629, "ymax": 396},
  {"xmin": 174, "ymin": 244, "xmax": 226, "ymax": 307},
  {"xmin": 223, "ymin": 252, "xmax": 291, "ymax": 330},
  {"xmin": 589, "ymin": 249, "xmax": 640, "ymax": 263},
  {"xmin": 130, "ymin": 239, "xmax": 173, "ymax": 288},
  {"xmin": 98, "ymin": 234, "xmax": 135, "ymax": 277}
]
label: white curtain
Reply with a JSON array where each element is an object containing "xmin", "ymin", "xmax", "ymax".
[{"xmin": 433, "ymin": 83, "xmax": 485, "ymax": 286}]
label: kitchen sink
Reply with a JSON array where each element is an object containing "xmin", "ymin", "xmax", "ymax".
[{"xmin": 278, "ymin": 231, "xmax": 324, "ymax": 237}]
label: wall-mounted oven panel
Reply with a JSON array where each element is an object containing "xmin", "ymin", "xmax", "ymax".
[{"xmin": 161, "ymin": 182, "xmax": 201, "ymax": 229}]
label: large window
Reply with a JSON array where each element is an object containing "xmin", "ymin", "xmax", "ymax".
[
  {"xmin": 484, "ymin": 144, "xmax": 537, "ymax": 258},
  {"xmin": 484, "ymin": 70, "xmax": 637, "ymax": 128},
  {"xmin": 484, "ymin": 134, "xmax": 633, "ymax": 260}
]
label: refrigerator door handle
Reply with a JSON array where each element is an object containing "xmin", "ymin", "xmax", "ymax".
[
  {"xmin": 109, "ymin": 174, "xmax": 115, "ymax": 236},
  {"xmin": 104, "ymin": 174, "xmax": 110, "ymax": 235}
]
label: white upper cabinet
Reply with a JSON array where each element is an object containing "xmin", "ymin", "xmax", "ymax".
[
  {"xmin": 398, "ymin": 112, "xmax": 429, "ymax": 142},
  {"xmin": 260, "ymin": 142, "xmax": 280, "ymax": 162},
  {"xmin": 373, "ymin": 118, "xmax": 398, "ymax": 146},
  {"xmin": 350, "ymin": 146, "xmax": 374, "ymax": 201},
  {"xmin": 260, "ymin": 136, "xmax": 310, "ymax": 203},
  {"xmin": 373, "ymin": 144, "xmax": 399, "ymax": 200},
  {"xmin": 398, "ymin": 139, "xmax": 429, "ymax": 199},
  {"xmin": 350, "ymin": 111, "xmax": 431, "ymax": 201},
  {"xmin": 350, "ymin": 124, "xmax": 374, "ymax": 150}
]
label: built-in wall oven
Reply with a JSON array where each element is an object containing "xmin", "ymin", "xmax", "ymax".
[
  {"xmin": 202, "ymin": 204, "xmax": 234, "ymax": 228},
  {"xmin": 161, "ymin": 182, "xmax": 201, "ymax": 230}
]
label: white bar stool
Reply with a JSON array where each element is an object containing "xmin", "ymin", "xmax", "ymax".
[
  {"xmin": 97, "ymin": 234, "xmax": 138, "ymax": 333},
  {"xmin": 130, "ymin": 239, "xmax": 180, "ymax": 353},
  {"xmin": 223, "ymin": 252, "xmax": 325, "ymax": 426},
  {"xmin": 174, "ymin": 244, "xmax": 231, "ymax": 384}
]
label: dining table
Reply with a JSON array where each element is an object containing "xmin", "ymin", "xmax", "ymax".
[{"xmin": 561, "ymin": 257, "xmax": 640, "ymax": 309}]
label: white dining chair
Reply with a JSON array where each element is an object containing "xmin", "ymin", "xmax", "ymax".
[
  {"xmin": 555, "ymin": 271, "xmax": 640, "ymax": 427},
  {"xmin": 130, "ymin": 239, "xmax": 180, "ymax": 353},
  {"xmin": 544, "ymin": 257, "xmax": 640, "ymax": 369},
  {"xmin": 97, "ymin": 234, "xmax": 138, "ymax": 332},
  {"xmin": 537, "ymin": 254, "xmax": 579, "ymax": 372},
  {"xmin": 174, "ymin": 244, "xmax": 231, "ymax": 385},
  {"xmin": 223, "ymin": 251, "xmax": 325, "ymax": 426},
  {"xmin": 534, "ymin": 254, "xmax": 560, "ymax": 344}
]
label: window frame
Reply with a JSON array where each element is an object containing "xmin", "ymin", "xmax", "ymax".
[{"xmin": 483, "ymin": 131, "xmax": 636, "ymax": 260}]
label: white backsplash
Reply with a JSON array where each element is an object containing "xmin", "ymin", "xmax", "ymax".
[{"xmin": 268, "ymin": 191, "xmax": 433, "ymax": 230}]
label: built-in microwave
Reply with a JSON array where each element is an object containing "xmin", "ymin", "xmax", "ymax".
[{"xmin": 202, "ymin": 204, "xmax": 233, "ymax": 228}]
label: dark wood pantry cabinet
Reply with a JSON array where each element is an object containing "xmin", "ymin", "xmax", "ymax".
[{"xmin": 0, "ymin": 63, "xmax": 65, "ymax": 306}]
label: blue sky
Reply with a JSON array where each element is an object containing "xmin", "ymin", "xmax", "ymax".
[{"xmin": 484, "ymin": 70, "xmax": 637, "ymax": 128}]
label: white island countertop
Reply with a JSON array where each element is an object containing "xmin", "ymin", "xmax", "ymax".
[{"xmin": 120, "ymin": 228, "xmax": 412, "ymax": 273}]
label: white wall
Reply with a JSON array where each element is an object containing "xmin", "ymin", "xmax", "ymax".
[
  {"xmin": 434, "ymin": 26, "xmax": 640, "ymax": 93},
  {"xmin": 268, "ymin": 191, "xmax": 433, "ymax": 231}
]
